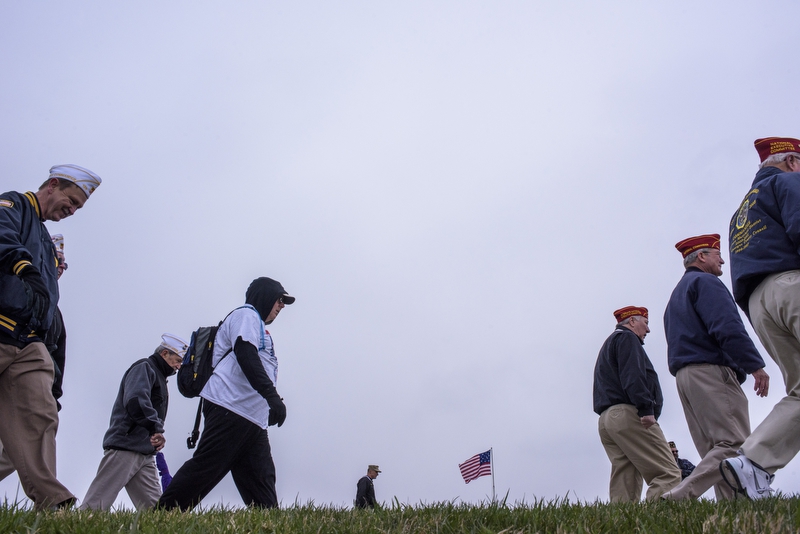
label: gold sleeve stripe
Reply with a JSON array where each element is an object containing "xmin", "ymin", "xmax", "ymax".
[
  {"xmin": 13, "ymin": 260, "xmax": 32, "ymax": 275},
  {"xmin": 23, "ymin": 192, "xmax": 40, "ymax": 219},
  {"xmin": 0, "ymin": 314, "xmax": 18, "ymax": 330}
]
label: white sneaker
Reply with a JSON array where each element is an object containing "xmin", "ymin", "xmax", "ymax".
[{"xmin": 720, "ymin": 455, "xmax": 775, "ymax": 500}]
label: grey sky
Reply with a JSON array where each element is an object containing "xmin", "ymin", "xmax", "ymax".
[{"xmin": 1, "ymin": 1, "xmax": 799, "ymax": 508}]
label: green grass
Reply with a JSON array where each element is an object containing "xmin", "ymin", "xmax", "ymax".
[{"xmin": 1, "ymin": 496, "xmax": 800, "ymax": 533}]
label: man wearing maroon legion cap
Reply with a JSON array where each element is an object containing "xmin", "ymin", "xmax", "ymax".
[
  {"xmin": 662, "ymin": 234, "xmax": 769, "ymax": 501},
  {"xmin": 722, "ymin": 137, "xmax": 800, "ymax": 500},
  {"xmin": 593, "ymin": 307, "xmax": 681, "ymax": 502}
]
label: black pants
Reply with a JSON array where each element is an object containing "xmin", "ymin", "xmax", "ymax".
[{"xmin": 157, "ymin": 400, "xmax": 277, "ymax": 510}]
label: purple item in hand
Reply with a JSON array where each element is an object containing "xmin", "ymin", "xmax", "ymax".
[{"xmin": 156, "ymin": 451, "xmax": 173, "ymax": 491}]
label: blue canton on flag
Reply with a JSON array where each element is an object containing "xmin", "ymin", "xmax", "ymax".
[{"xmin": 459, "ymin": 450, "xmax": 492, "ymax": 483}]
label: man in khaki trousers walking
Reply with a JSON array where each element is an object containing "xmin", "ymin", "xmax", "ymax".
[
  {"xmin": 593, "ymin": 306, "xmax": 681, "ymax": 502},
  {"xmin": 662, "ymin": 233, "xmax": 769, "ymax": 501},
  {"xmin": 723, "ymin": 137, "xmax": 800, "ymax": 499}
]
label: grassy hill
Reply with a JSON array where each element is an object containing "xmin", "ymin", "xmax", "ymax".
[{"xmin": 1, "ymin": 497, "xmax": 799, "ymax": 533}]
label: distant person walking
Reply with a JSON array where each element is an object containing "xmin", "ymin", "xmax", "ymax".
[
  {"xmin": 158, "ymin": 277, "xmax": 295, "ymax": 510},
  {"xmin": 722, "ymin": 137, "xmax": 800, "ymax": 499},
  {"xmin": 0, "ymin": 165, "xmax": 101, "ymax": 509},
  {"xmin": 81, "ymin": 334, "xmax": 187, "ymax": 510},
  {"xmin": 662, "ymin": 234, "xmax": 769, "ymax": 501},
  {"xmin": 593, "ymin": 306, "xmax": 681, "ymax": 502},
  {"xmin": 355, "ymin": 465, "xmax": 380, "ymax": 509}
]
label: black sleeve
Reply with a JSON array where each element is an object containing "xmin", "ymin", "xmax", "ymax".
[
  {"xmin": 0, "ymin": 194, "xmax": 33, "ymax": 274},
  {"xmin": 615, "ymin": 334, "xmax": 656, "ymax": 417},
  {"xmin": 49, "ymin": 308, "xmax": 66, "ymax": 410},
  {"xmin": 234, "ymin": 336, "xmax": 277, "ymax": 398},
  {"xmin": 355, "ymin": 477, "xmax": 368, "ymax": 507}
]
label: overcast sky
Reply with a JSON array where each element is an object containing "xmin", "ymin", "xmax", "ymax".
[{"xmin": 1, "ymin": 1, "xmax": 799, "ymax": 509}]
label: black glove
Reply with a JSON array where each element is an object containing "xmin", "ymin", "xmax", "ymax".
[
  {"xmin": 19, "ymin": 266, "xmax": 50, "ymax": 325},
  {"xmin": 266, "ymin": 392, "xmax": 286, "ymax": 427},
  {"xmin": 234, "ymin": 336, "xmax": 287, "ymax": 427}
]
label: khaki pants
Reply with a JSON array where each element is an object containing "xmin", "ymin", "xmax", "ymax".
[
  {"xmin": 667, "ymin": 364, "xmax": 750, "ymax": 500},
  {"xmin": 0, "ymin": 342, "xmax": 73, "ymax": 508},
  {"xmin": 598, "ymin": 404, "xmax": 681, "ymax": 502},
  {"xmin": 80, "ymin": 449, "xmax": 161, "ymax": 510},
  {"xmin": 744, "ymin": 270, "xmax": 800, "ymax": 472}
]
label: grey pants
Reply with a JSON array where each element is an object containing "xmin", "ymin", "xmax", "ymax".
[{"xmin": 80, "ymin": 449, "xmax": 161, "ymax": 510}]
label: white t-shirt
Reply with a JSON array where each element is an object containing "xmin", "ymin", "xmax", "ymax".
[{"xmin": 201, "ymin": 305, "xmax": 278, "ymax": 429}]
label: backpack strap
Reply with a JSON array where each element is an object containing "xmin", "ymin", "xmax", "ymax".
[
  {"xmin": 187, "ymin": 398, "xmax": 203, "ymax": 449},
  {"xmin": 209, "ymin": 305, "xmax": 259, "ymax": 373},
  {"xmin": 237, "ymin": 304, "xmax": 266, "ymax": 350},
  {"xmin": 187, "ymin": 305, "xmax": 265, "ymax": 449},
  {"xmin": 216, "ymin": 304, "xmax": 266, "ymax": 352}
]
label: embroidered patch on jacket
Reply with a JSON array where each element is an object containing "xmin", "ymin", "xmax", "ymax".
[{"xmin": 0, "ymin": 200, "xmax": 13, "ymax": 208}]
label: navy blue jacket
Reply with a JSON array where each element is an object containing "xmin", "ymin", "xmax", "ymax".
[
  {"xmin": 664, "ymin": 267, "xmax": 764, "ymax": 383},
  {"xmin": 355, "ymin": 475, "xmax": 376, "ymax": 508},
  {"xmin": 730, "ymin": 166, "xmax": 800, "ymax": 317},
  {"xmin": 0, "ymin": 191, "xmax": 59, "ymax": 344},
  {"xmin": 593, "ymin": 326, "xmax": 663, "ymax": 418},
  {"xmin": 677, "ymin": 457, "xmax": 695, "ymax": 480}
]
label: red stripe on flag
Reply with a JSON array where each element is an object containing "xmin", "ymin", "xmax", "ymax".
[{"xmin": 459, "ymin": 450, "xmax": 491, "ymax": 483}]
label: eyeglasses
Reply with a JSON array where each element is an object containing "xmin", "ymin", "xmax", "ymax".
[{"xmin": 278, "ymin": 297, "xmax": 285, "ymax": 305}]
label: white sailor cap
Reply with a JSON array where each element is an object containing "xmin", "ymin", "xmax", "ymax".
[
  {"xmin": 161, "ymin": 333, "xmax": 189, "ymax": 357},
  {"xmin": 49, "ymin": 164, "xmax": 102, "ymax": 199},
  {"xmin": 51, "ymin": 234, "xmax": 65, "ymax": 255}
]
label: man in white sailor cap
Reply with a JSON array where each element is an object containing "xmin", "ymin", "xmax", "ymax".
[
  {"xmin": 81, "ymin": 333, "xmax": 188, "ymax": 510},
  {"xmin": 0, "ymin": 234, "xmax": 72, "ymax": 483},
  {"xmin": 0, "ymin": 164, "xmax": 101, "ymax": 509}
]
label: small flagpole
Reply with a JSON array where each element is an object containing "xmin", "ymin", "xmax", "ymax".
[{"xmin": 491, "ymin": 447, "xmax": 496, "ymax": 503}]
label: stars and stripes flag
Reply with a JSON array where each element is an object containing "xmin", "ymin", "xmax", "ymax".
[{"xmin": 459, "ymin": 450, "xmax": 491, "ymax": 484}]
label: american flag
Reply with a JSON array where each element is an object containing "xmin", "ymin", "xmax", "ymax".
[{"xmin": 459, "ymin": 450, "xmax": 491, "ymax": 483}]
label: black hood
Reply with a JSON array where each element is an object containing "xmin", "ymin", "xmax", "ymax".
[{"xmin": 245, "ymin": 277, "xmax": 289, "ymax": 321}]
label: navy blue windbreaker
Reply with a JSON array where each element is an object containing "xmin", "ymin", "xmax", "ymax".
[
  {"xmin": 729, "ymin": 166, "xmax": 800, "ymax": 317},
  {"xmin": 664, "ymin": 267, "xmax": 764, "ymax": 383},
  {"xmin": 0, "ymin": 190, "xmax": 59, "ymax": 342}
]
